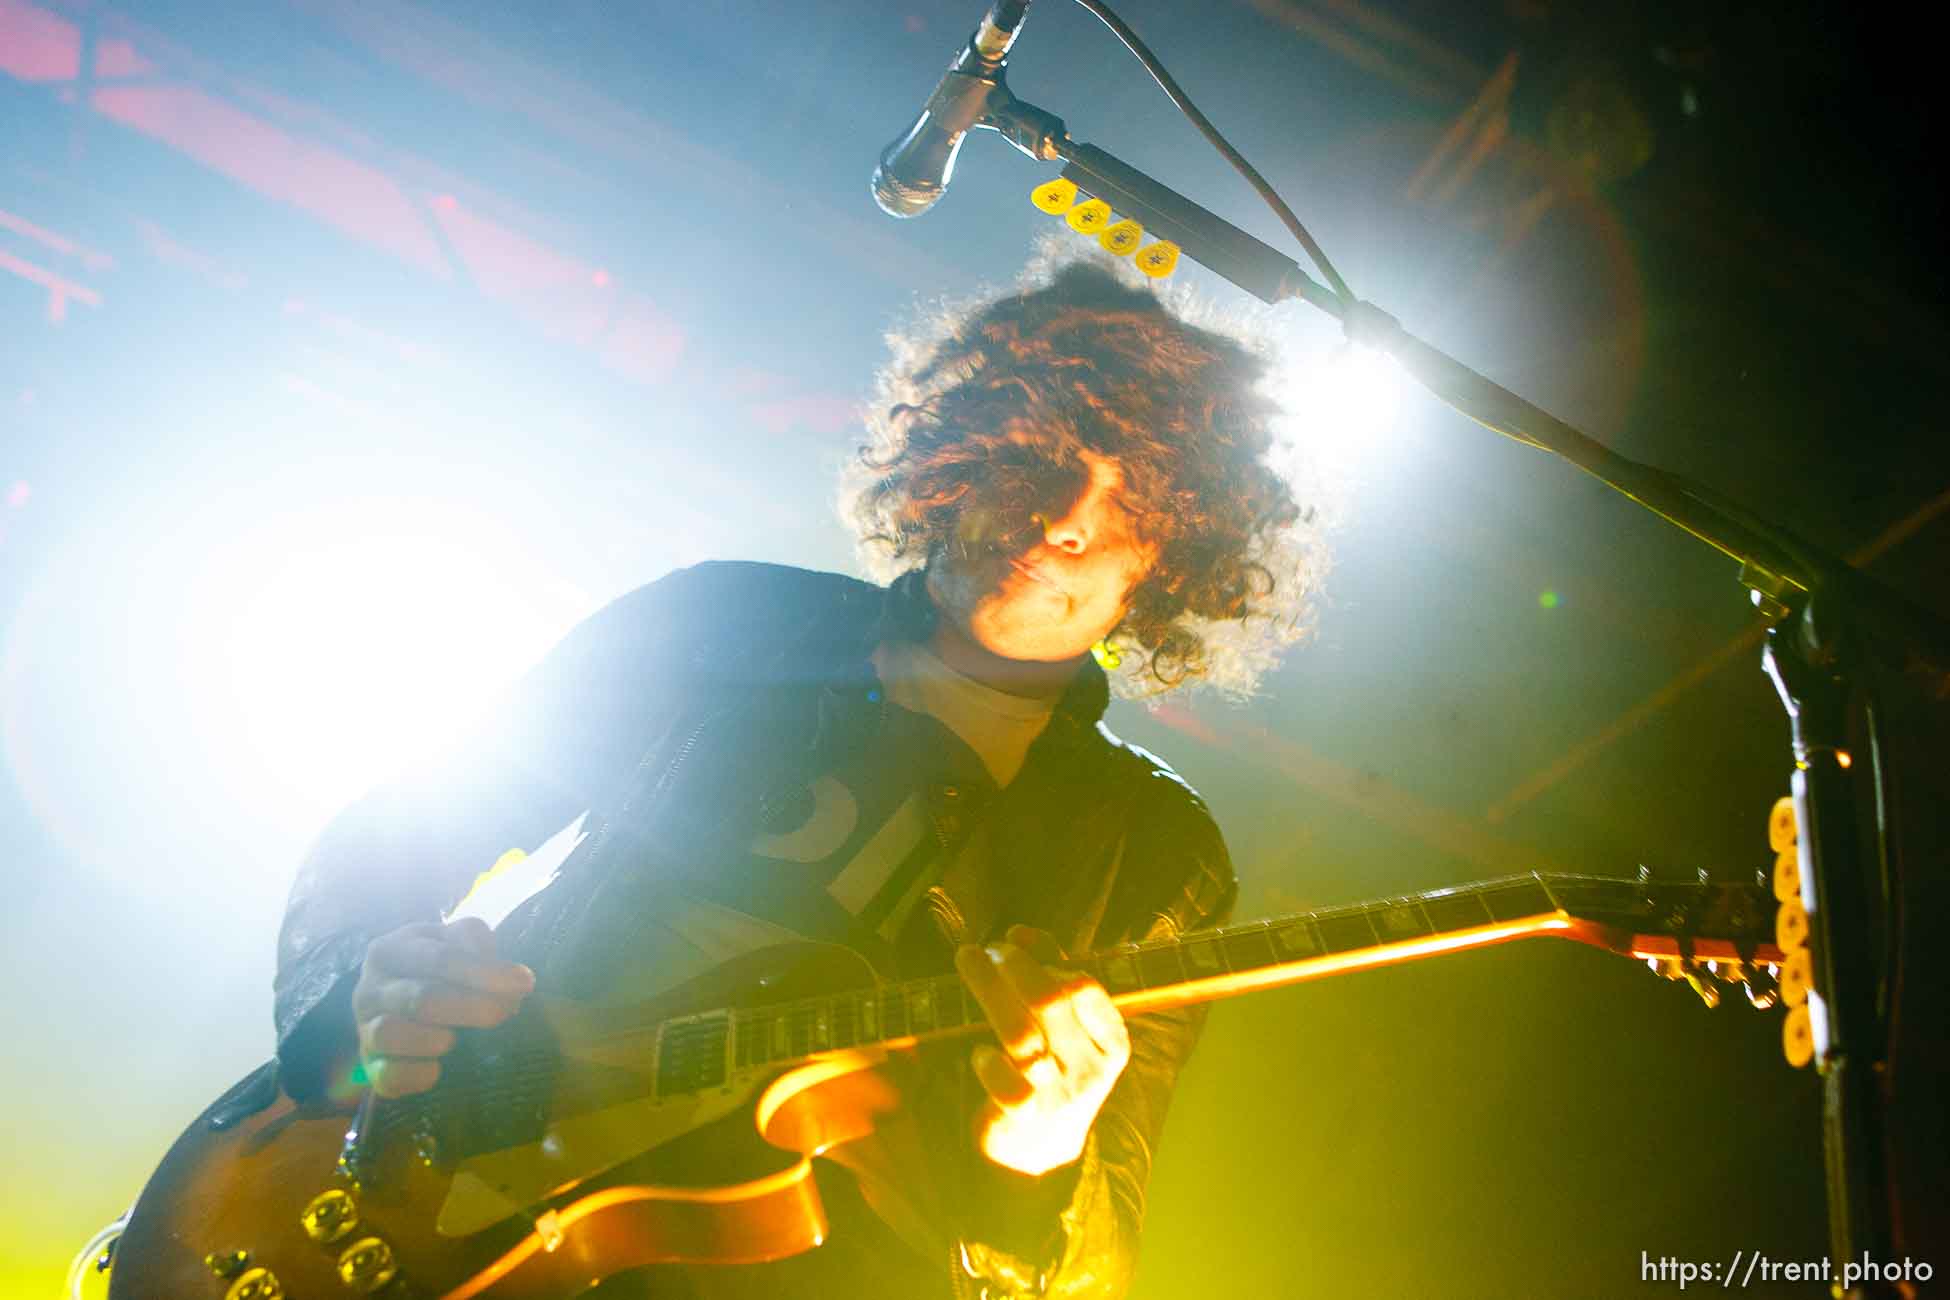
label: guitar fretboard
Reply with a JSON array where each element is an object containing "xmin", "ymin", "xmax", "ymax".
[{"xmin": 662, "ymin": 874, "xmax": 1570, "ymax": 1097}]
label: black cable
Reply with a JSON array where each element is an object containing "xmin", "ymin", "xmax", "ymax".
[
  {"xmin": 1065, "ymin": 0, "xmax": 1355, "ymax": 305},
  {"xmin": 1050, "ymin": 7, "xmax": 1833, "ymax": 599},
  {"xmin": 1667, "ymin": 471, "xmax": 1824, "ymax": 590}
]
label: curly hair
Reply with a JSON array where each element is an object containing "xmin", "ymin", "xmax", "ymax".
[{"xmin": 843, "ymin": 244, "xmax": 1328, "ymax": 698}]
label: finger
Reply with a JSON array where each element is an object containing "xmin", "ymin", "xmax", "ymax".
[
  {"xmin": 366, "ymin": 1055, "xmax": 440, "ymax": 1098},
  {"xmin": 1005, "ymin": 924, "xmax": 1068, "ymax": 965},
  {"xmin": 382, "ymin": 935, "xmax": 535, "ymax": 996},
  {"xmin": 377, "ymin": 978, "xmax": 524, "ymax": 1029},
  {"xmin": 986, "ymin": 941, "xmax": 1068, "ymax": 1018},
  {"xmin": 970, "ymin": 1043, "xmax": 1036, "ymax": 1107},
  {"xmin": 365, "ymin": 920, "xmax": 450, "ymax": 956},
  {"xmin": 445, "ymin": 916, "xmax": 498, "ymax": 958},
  {"xmin": 359, "ymin": 1013, "xmax": 457, "ymax": 1060},
  {"xmin": 956, "ymin": 944, "xmax": 1043, "ymax": 1062},
  {"xmin": 1069, "ymin": 982, "xmax": 1131, "ymax": 1063},
  {"xmin": 1033, "ymin": 986, "xmax": 1103, "ymax": 1078}
]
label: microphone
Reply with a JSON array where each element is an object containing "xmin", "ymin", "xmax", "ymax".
[{"xmin": 872, "ymin": 1, "xmax": 1035, "ymax": 218}]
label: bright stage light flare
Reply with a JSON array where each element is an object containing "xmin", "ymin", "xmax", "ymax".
[
  {"xmin": 190, "ymin": 498, "xmax": 593, "ymax": 826},
  {"xmin": 1266, "ymin": 342, "xmax": 1406, "ymax": 486}
]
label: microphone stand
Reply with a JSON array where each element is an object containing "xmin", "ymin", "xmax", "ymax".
[{"xmin": 976, "ymin": 86, "xmax": 1950, "ymax": 1297}]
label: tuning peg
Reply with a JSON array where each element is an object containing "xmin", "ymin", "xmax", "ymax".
[
  {"xmin": 1768, "ymin": 795, "xmax": 1797, "ymax": 853},
  {"xmin": 1648, "ymin": 956, "xmax": 1721, "ymax": 1008},
  {"xmin": 1741, "ymin": 967, "xmax": 1780, "ymax": 1011},
  {"xmin": 1720, "ymin": 958, "xmax": 1782, "ymax": 1010}
]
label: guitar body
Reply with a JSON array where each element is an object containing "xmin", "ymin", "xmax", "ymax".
[
  {"xmin": 108, "ymin": 941, "xmax": 930, "ymax": 1300},
  {"xmin": 103, "ymin": 866, "xmax": 1788, "ymax": 1298}
]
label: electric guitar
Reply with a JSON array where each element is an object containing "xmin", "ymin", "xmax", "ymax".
[{"xmin": 103, "ymin": 870, "xmax": 1783, "ymax": 1299}]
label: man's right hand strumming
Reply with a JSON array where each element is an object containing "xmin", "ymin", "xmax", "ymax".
[{"xmin": 351, "ymin": 917, "xmax": 535, "ymax": 1098}]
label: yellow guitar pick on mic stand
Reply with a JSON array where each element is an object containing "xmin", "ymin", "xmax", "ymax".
[{"xmin": 1030, "ymin": 178, "xmax": 1181, "ymax": 279}]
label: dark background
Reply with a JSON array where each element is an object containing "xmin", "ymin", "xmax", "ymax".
[{"xmin": 3, "ymin": 1, "xmax": 1943, "ymax": 1294}]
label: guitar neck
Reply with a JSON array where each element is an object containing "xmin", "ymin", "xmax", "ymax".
[
  {"xmin": 366, "ymin": 872, "xmax": 1778, "ymax": 1131},
  {"xmin": 712, "ymin": 871, "xmax": 1779, "ymax": 1079},
  {"xmin": 1076, "ymin": 872, "xmax": 1575, "ymax": 1016}
]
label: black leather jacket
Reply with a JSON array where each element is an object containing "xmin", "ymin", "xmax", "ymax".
[{"xmin": 273, "ymin": 561, "xmax": 1237, "ymax": 1299}]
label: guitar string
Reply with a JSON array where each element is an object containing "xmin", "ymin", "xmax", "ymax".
[
  {"xmin": 374, "ymin": 902, "xmax": 1489, "ymax": 1137},
  {"xmin": 589, "ymin": 872, "xmax": 1567, "ymax": 1058},
  {"xmin": 364, "ymin": 876, "xmax": 1748, "ymax": 1142},
  {"xmin": 383, "ymin": 880, "xmax": 1640, "ymax": 1130},
  {"xmin": 536, "ymin": 877, "xmax": 1554, "ymax": 1056}
]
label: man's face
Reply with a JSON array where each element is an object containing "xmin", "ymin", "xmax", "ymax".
[{"xmin": 927, "ymin": 451, "xmax": 1157, "ymax": 664}]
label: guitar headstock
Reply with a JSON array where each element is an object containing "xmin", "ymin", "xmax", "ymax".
[{"xmin": 1541, "ymin": 870, "xmax": 1784, "ymax": 1010}]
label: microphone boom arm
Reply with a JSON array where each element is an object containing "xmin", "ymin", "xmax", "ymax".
[{"xmin": 984, "ymin": 95, "xmax": 1818, "ymax": 606}]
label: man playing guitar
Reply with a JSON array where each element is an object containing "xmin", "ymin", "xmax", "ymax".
[{"xmin": 267, "ymin": 254, "xmax": 1320, "ymax": 1299}]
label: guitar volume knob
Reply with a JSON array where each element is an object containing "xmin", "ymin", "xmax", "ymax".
[
  {"xmin": 337, "ymin": 1235, "xmax": 400, "ymax": 1293},
  {"xmin": 301, "ymin": 1188, "xmax": 359, "ymax": 1243},
  {"xmin": 225, "ymin": 1267, "xmax": 283, "ymax": 1300},
  {"xmin": 205, "ymin": 1250, "xmax": 250, "ymax": 1278}
]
